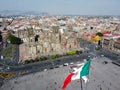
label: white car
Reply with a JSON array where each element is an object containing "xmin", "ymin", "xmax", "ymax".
[
  {"xmin": 7, "ymin": 67, "xmax": 10, "ymax": 70},
  {"xmin": 44, "ymin": 69, "xmax": 47, "ymax": 72},
  {"xmin": 70, "ymin": 62, "xmax": 74, "ymax": 65},
  {"xmin": 1, "ymin": 55, "xmax": 3, "ymax": 59},
  {"xmin": 101, "ymin": 55, "xmax": 104, "ymax": 57},
  {"xmin": 63, "ymin": 63, "xmax": 69, "ymax": 66}
]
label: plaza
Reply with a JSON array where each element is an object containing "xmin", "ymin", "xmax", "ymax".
[{"xmin": 1, "ymin": 57, "xmax": 120, "ymax": 90}]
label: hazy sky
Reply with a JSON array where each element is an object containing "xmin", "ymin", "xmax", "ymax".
[{"xmin": 0, "ymin": 0, "xmax": 120, "ymax": 15}]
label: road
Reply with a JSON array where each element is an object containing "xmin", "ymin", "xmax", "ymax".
[
  {"xmin": 9, "ymin": 52, "xmax": 89, "ymax": 74},
  {"xmin": 79, "ymin": 38, "xmax": 120, "ymax": 60}
]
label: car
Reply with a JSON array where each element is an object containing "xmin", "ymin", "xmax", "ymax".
[
  {"xmin": 50, "ymin": 67, "xmax": 54, "ymax": 69},
  {"xmin": 44, "ymin": 69, "xmax": 47, "ymax": 72},
  {"xmin": 63, "ymin": 63, "xmax": 69, "ymax": 66},
  {"xmin": 57, "ymin": 60, "xmax": 61, "ymax": 62},
  {"xmin": 102, "ymin": 61, "xmax": 108, "ymax": 64},
  {"xmin": 101, "ymin": 55, "xmax": 104, "ymax": 57},
  {"xmin": 88, "ymin": 56, "xmax": 90, "ymax": 58},
  {"xmin": 1, "ymin": 55, "xmax": 3, "ymax": 59},
  {"xmin": 55, "ymin": 65, "xmax": 59, "ymax": 68},
  {"xmin": 70, "ymin": 62, "xmax": 74, "ymax": 65},
  {"xmin": 7, "ymin": 67, "xmax": 10, "ymax": 70}
]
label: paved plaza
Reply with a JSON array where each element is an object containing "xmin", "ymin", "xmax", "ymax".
[{"xmin": 1, "ymin": 57, "xmax": 120, "ymax": 90}]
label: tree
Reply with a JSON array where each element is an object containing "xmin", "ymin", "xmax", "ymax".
[
  {"xmin": 96, "ymin": 32, "xmax": 103, "ymax": 37},
  {"xmin": 7, "ymin": 33, "xmax": 22, "ymax": 45}
]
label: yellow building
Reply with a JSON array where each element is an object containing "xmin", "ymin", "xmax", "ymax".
[{"xmin": 93, "ymin": 35, "xmax": 101, "ymax": 42}]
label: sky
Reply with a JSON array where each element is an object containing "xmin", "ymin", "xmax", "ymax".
[{"xmin": 0, "ymin": 0, "xmax": 120, "ymax": 15}]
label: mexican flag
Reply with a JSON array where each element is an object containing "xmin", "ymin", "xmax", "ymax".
[{"xmin": 62, "ymin": 60, "xmax": 91, "ymax": 90}]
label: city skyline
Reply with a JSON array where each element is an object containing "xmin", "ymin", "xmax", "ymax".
[{"xmin": 0, "ymin": 0, "xmax": 120, "ymax": 15}]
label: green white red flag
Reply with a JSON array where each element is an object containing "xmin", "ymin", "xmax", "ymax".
[{"xmin": 62, "ymin": 60, "xmax": 91, "ymax": 90}]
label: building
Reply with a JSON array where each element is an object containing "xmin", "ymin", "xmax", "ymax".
[{"xmin": 18, "ymin": 26, "xmax": 80, "ymax": 62}]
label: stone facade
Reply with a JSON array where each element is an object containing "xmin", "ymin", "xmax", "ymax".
[
  {"xmin": 18, "ymin": 27, "xmax": 80, "ymax": 62},
  {"xmin": 102, "ymin": 37, "xmax": 120, "ymax": 53}
]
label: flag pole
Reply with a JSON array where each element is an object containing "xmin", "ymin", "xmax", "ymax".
[
  {"xmin": 80, "ymin": 78, "xmax": 83, "ymax": 90},
  {"xmin": 85, "ymin": 73, "xmax": 90, "ymax": 90},
  {"xmin": 85, "ymin": 79, "xmax": 88, "ymax": 90}
]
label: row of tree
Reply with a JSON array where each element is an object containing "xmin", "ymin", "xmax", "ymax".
[
  {"xmin": 24, "ymin": 50, "xmax": 83, "ymax": 64},
  {"xmin": 25, "ymin": 56, "xmax": 48, "ymax": 64}
]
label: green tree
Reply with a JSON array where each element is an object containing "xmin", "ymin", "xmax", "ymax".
[
  {"xmin": 51, "ymin": 55, "xmax": 57, "ymax": 59},
  {"xmin": 7, "ymin": 33, "xmax": 22, "ymax": 45},
  {"xmin": 25, "ymin": 60, "xmax": 31, "ymax": 64},
  {"xmin": 76, "ymin": 50, "xmax": 83, "ymax": 54},
  {"xmin": 67, "ymin": 50, "xmax": 76, "ymax": 55},
  {"xmin": 96, "ymin": 32, "xmax": 103, "ymax": 37}
]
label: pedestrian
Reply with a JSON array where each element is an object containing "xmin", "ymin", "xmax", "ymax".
[
  {"xmin": 110, "ymin": 82, "xmax": 111, "ymax": 86},
  {"xmin": 46, "ymin": 86, "xmax": 48, "ymax": 90},
  {"xmin": 77, "ymin": 80, "xmax": 80, "ymax": 82},
  {"xmin": 55, "ymin": 82, "xmax": 57, "ymax": 85}
]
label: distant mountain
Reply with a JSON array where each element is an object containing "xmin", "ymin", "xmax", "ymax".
[
  {"xmin": 0, "ymin": 10, "xmax": 21, "ymax": 15},
  {"xmin": 21, "ymin": 11, "xmax": 49, "ymax": 15},
  {"xmin": 0, "ymin": 10, "xmax": 49, "ymax": 16}
]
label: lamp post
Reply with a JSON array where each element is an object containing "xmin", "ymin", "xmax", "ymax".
[{"xmin": 65, "ymin": 36, "xmax": 68, "ymax": 53}]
